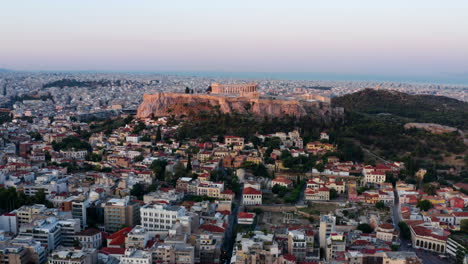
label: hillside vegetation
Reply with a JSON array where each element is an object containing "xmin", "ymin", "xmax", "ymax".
[
  {"xmin": 330, "ymin": 89, "xmax": 467, "ymax": 169},
  {"xmin": 332, "ymin": 88, "xmax": 468, "ymax": 130}
]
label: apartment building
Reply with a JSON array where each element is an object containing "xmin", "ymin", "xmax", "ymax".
[
  {"xmin": 48, "ymin": 247, "xmax": 97, "ymax": 264},
  {"xmin": 74, "ymin": 228, "xmax": 102, "ymax": 249},
  {"xmin": 319, "ymin": 214, "xmax": 336, "ymax": 250},
  {"xmin": 103, "ymin": 197, "xmax": 140, "ymax": 233},
  {"xmin": 120, "ymin": 249, "xmax": 152, "ymax": 264},
  {"xmin": 242, "ymin": 187, "xmax": 262, "ymax": 205},
  {"xmin": 125, "ymin": 225, "xmax": 149, "ymax": 249},
  {"xmin": 140, "ymin": 204, "xmax": 187, "ymax": 232}
]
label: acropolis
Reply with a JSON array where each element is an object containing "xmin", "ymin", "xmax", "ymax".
[{"xmin": 210, "ymin": 82, "xmax": 259, "ymax": 97}]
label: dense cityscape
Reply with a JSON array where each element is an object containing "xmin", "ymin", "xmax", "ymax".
[
  {"xmin": 0, "ymin": 71, "xmax": 466, "ymax": 264},
  {"xmin": 2, "ymin": 0, "xmax": 468, "ymax": 263}
]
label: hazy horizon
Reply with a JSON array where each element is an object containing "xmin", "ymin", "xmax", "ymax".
[{"xmin": 2, "ymin": 68, "xmax": 468, "ymax": 86}]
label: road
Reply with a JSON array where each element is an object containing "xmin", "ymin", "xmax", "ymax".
[
  {"xmin": 392, "ymin": 189, "xmax": 445, "ymax": 264},
  {"xmin": 297, "ymin": 181, "xmax": 307, "ymax": 205},
  {"xmin": 220, "ymin": 187, "xmax": 241, "ymax": 264},
  {"xmin": 362, "ymin": 147, "xmax": 389, "ymax": 163}
]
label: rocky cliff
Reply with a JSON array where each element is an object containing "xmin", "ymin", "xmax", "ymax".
[{"xmin": 137, "ymin": 93, "xmax": 342, "ymax": 119}]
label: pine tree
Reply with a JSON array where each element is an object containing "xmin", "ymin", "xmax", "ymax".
[
  {"xmin": 186, "ymin": 155, "xmax": 192, "ymax": 172},
  {"xmin": 156, "ymin": 126, "xmax": 162, "ymax": 141}
]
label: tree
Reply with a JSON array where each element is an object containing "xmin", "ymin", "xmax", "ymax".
[
  {"xmin": 52, "ymin": 136, "xmax": 91, "ymax": 151},
  {"xmin": 357, "ymin": 223, "xmax": 373, "ymax": 233},
  {"xmin": 375, "ymin": 201, "xmax": 386, "ymax": 210},
  {"xmin": 130, "ymin": 183, "xmax": 146, "ymax": 200},
  {"xmin": 133, "ymin": 155, "xmax": 144, "ymax": 162},
  {"xmin": 140, "ymin": 134, "xmax": 151, "ymax": 142},
  {"xmin": 185, "ymin": 87, "xmax": 190, "ymax": 94},
  {"xmin": 338, "ymin": 139, "xmax": 364, "ymax": 162},
  {"xmin": 329, "ymin": 188, "xmax": 338, "ymax": 199},
  {"xmin": 132, "ymin": 121, "xmax": 146, "ymax": 134},
  {"xmin": 73, "ymin": 239, "xmax": 82, "ymax": 248},
  {"xmin": 391, "ymin": 245, "xmax": 400, "ymax": 251},
  {"xmin": 156, "ymin": 126, "xmax": 162, "ymax": 141},
  {"xmin": 173, "ymin": 162, "xmax": 187, "ymax": 179},
  {"xmin": 417, "ymin": 199, "xmax": 433, "ymax": 211},
  {"xmin": 186, "ymin": 155, "xmax": 192, "ymax": 172},
  {"xmin": 357, "ymin": 186, "xmax": 368, "ymax": 195},
  {"xmin": 398, "ymin": 221, "xmax": 411, "ymax": 239},
  {"xmin": 86, "ymin": 153, "xmax": 102, "ymax": 162},
  {"xmin": 253, "ymin": 208, "xmax": 263, "ymax": 214},
  {"xmin": 272, "ymin": 184, "xmax": 288, "ymax": 197},
  {"xmin": 461, "ymin": 219, "xmax": 468, "ymax": 234},
  {"xmin": 422, "ymin": 183, "xmax": 436, "ymax": 195},
  {"xmin": 101, "ymin": 167, "xmax": 112, "ymax": 173},
  {"xmin": 150, "ymin": 160, "xmax": 168, "ymax": 180},
  {"xmin": 242, "ymin": 162, "xmax": 270, "ymax": 178},
  {"xmin": 385, "ymin": 171, "xmax": 397, "ymax": 186},
  {"xmin": 315, "ymin": 163, "xmax": 325, "ymax": 172},
  {"xmin": 30, "ymin": 132, "xmax": 42, "ymax": 141}
]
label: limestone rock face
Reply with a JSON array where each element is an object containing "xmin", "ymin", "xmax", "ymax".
[{"xmin": 137, "ymin": 93, "xmax": 342, "ymax": 119}]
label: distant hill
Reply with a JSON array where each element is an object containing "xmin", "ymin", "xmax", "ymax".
[
  {"xmin": 0, "ymin": 69, "xmax": 11, "ymax": 73},
  {"xmin": 332, "ymin": 88, "xmax": 468, "ymax": 130},
  {"xmin": 42, "ymin": 78, "xmax": 116, "ymax": 88}
]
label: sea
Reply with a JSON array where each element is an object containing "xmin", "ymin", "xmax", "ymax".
[{"xmin": 156, "ymin": 71, "xmax": 468, "ymax": 86}]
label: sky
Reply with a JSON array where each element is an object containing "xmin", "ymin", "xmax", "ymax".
[{"xmin": 1, "ymin": 0, "xmax": 468, "ymax": 80}]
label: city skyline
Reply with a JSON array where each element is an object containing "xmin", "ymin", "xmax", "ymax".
[{"xmin": 1, "ymin": 0, "xmax": 468, "ymax": 80}]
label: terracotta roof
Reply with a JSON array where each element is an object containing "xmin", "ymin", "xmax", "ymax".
[
  {"xmin": 272, "ymin": 177, "xmax": 292, "ymax": 184},
  {"xmin": 76, "ymin": 228, "xmax": 101, "ymax": 236},
  {"xmin": 453, "ymin": 212, "xmax": 468, "ymax": 217},
  {"xmin": 238, "ymin": 212, "xmax": 255, "ymax": 219},
  {"xmin": 199, "ymin": 224, "xmax": 225, "ymax": 233},
  {"xmin": 108, "ymin": 227, "xmax": 132, "ymax": 240},
  {"xmin": 411, "ymin": 226, "xmax": 448, "ymax": 241},
  {"xmin": 283, "ymin": 254, "xmax": 296, "ymax": 261},
  {"xmin": 2, "ymin": 213, "xmax": 16, "ymax": 216},
  {"xmin": 243, "ymin": 187, "xmax": 261, "ymax": 195},
  {"xmin": 100, "ymin": 247, "xmax": 126, "ymax": 255},
  {"xmin": 454, "ymin": 183, "xmax": 468, "ymax": 190},
  {"xmin": 222, "ymin": 189, "xmax": 234, "ymax": 195}
]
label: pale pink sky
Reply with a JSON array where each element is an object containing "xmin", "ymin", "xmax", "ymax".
[{"xmin": 1, "ymin": 0, "xmax": 467, "ymax": 77}]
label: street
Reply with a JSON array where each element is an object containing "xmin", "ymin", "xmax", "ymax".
[
  {"xmin": 220, "ymin": 187, "xmax": 241, "ymax": 264},
  {"xmin": 392, "ymin": 189, "xmax": 446, "ymax": 264}
]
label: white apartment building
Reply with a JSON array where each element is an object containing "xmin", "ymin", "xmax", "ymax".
[
  {"xmin": 140, "ymin": 204, "xmax": 187, "ymax": 232},
  {"xmin": 75, "ymin": 228, "xmax": 102, "ymax": 249},
  {"xmin": 126, "ymin": 135, "xmax": 140, "ymax": 143},
  {"xmin": 242, "ymin": 187, "xmax": 262, "ymax": 205},
  {"xmin": 126, "ymin": 225, "xmax": 149, "ymax": 249},
  {"xmin": 363, "ymin": 170, "xmax": 386, "ymax": 184},
  {"xmin": 19, "ymin": 217, "xmax": 62, "ymax": 252},
  {"xmin": 121, "ymin": 249, "xmax": 152, "ymax": 264},
  {"xmin": 49, "ymin": 247, "xmax": 97, "ymax": 264},
  {"xmin": 60, "ymin": 150, "xmax": 88, "ymax": 159}
]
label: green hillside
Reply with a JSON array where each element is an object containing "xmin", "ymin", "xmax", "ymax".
[{"xmin": 332, "ymin": 88, "xmax": 468, "ymax": 130}]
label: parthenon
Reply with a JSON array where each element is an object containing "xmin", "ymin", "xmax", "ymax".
[{"xmin": 210, "ymin": 82, "xmax": 259, "ymax": 97}]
